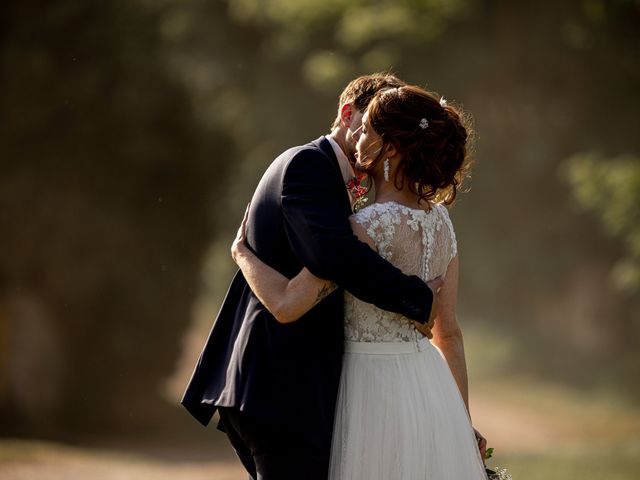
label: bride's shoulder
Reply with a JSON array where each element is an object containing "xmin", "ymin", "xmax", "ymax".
[
  {"xmin": 432, "ymin": 202, "xmax": 456, "ymax": 235},
  {"xmin": 433, "ymin": 202, "xmax": 449, "ymax": 216},
  {"xmin": 435, "ymin": 202, "xmax": 453, "ymax": 218},
  {"xmin": 350, "ymin": 202, "xmax": 398, "ymax": 224}
]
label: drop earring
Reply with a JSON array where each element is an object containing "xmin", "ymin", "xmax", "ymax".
[{"xmin": 383, "ymin": 158, "xmax": 390, "ymax": 182}]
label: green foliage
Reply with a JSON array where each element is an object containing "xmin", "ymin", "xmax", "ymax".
[
  {"xmin": 498, "ymin": 451, "xmax": 640, "ymax": 480},
  {"xmin": 175, "ymin": 0, "xmax": 640, "ymax": 398},
  {"xmin": 3, "ymin": 0, "xmax": 640, "ymax": 434},
  {"xmin": 565, "ymin": 154, "xmax": 640, "ymax": 292},
  {"xmin": 226, "ymin": 0, "xmax": 473, "ymax": 89},
  {"xmin": 0, "ymin": 0, "xmax": 231, "ymax": 432},
  {"xmin": 485, "ymin": 446, "xmax": 495, "ymax": 459}
]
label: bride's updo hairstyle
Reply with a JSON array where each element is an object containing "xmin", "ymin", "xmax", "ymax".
[{"xmin": 364, "ymin": 85, "xmax": 473, "ymax": 205}]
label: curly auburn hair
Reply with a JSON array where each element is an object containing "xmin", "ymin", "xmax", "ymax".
[{"xmin": 363, "ymin": 85, "xmax": 474, "ymax": 205}]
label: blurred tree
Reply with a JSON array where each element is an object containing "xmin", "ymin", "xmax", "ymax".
[
  {"xmin": 2, "ymin": 0, "xmax": 639, "ymax": 436},
  {"xmin": 0, "ymin": 0, "xmax": 233, "ymax": 433},
  {"xmin": 565, "ymin": 154, "xmax": 640, "ymax": 293},
  {"xmin": 167, "ymin": 0, "xmax": 640, "ymax": 394}
]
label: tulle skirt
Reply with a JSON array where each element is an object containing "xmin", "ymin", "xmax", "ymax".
[{"xmin": 328, "ymin": 337, "xmax": 487, "ymax": 480}]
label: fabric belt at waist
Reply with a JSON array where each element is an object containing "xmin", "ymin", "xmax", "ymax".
[{"xmin": 344, "ymin": 336, "xmax": 432, "ymax": 355}]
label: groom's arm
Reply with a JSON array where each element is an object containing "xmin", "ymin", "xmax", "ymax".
[{"xmin": 281, "ymin": 150, "xmax": 432, "ymax": 323}]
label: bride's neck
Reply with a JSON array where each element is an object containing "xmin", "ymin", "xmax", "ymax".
[{"xmin": 373, "ymin": 173, "xmax": 423, "ymax": 209}]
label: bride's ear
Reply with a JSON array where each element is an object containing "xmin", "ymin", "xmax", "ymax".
[{"xmin": 384, "ymin": 142, "xmax": 399, "ymax": 160}]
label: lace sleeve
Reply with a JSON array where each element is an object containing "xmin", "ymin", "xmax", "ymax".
[
  {"xmin": 351, "ymin": 202, "xmax": 456, "ymax": 282},
  {"xmin": 438, "ymin": 204, "xmax": 458, "ymax": 262}
]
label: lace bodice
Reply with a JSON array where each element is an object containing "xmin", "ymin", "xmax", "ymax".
[{"xmin": 344, "ymin": 201, "xmax": 457, "ymax": 342}]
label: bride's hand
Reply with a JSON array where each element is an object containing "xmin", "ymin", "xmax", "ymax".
[
  {"xmin": 474, "ymin": 428, "xmax": 488, "ymax": 460},
  {"xmin": 231, "ymin": 203, "xmax": 251, "ymax": 262},
  {"xmin": 426, "ymin": 276, "xmax": 444, "ymax": 323}
]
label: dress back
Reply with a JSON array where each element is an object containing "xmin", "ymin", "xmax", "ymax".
[{"xmin": 344, "ymin": 201, "xmax": 457, "ymax": 342}]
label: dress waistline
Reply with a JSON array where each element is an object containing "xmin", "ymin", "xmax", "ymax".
[{"xmin": 344, "ymin": 336, "xmax": 432, "ymax": 355}]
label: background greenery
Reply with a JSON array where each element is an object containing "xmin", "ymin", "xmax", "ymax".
[{"xmin": 1, "ymin": 0, "xmax": 638, "ymax": 478}]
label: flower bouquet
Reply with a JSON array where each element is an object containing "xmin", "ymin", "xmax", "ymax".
[{"xmin": 484, "ymin": 447, "xmax": 513, "ymax": 480}]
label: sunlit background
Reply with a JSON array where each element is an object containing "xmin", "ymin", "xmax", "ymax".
[{"xmin": 1, "ymin": 0, "xmax": 639, "ymax": 479}]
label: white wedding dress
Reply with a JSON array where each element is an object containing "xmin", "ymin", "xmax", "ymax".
[{"xmin": 328, "ymin": 201, "xmax": 487, "ymax": 480}]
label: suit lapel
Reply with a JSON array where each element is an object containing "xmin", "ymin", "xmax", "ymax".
[
  {"xmin": 310, "ymin": 136, "xmax": 353, "ymax": 212},
  {"xmin": 312, "ymin": 136, "xmax": 340, "ymax": 172}
]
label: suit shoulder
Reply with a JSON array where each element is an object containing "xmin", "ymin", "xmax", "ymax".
[
  {"xmin": 274, "ymin": 141, "xmax": 328, "ymax": 162},
  {"xmin": 260, "ymin": 140, "xmax": 337, "ymax": 187},
  {"xmin": 281, "ymin": 144, "xmax": 336, "ymax": 177}
]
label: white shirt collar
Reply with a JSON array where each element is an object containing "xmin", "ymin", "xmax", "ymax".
[{"xmin": 325, "ymin": 134, "xmax": 355, "ymax": 184}]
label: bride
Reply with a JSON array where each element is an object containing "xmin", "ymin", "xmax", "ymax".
[{"xmin": 232, "ymin": 85, "xmax": 487, "ymax": 479}]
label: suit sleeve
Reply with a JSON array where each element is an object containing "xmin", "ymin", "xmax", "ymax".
[{"xmin": 281, "ymin": 150, "xmax": 432, "ymax": 322}]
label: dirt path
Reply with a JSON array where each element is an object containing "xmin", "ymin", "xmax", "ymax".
[
  {"xmin": 470, "ymin": 378, "xmax": 640, "ymax": 454},
  {"xmin": 2, "ymin": 380, "xmax": 639, "ymax": 480},
  {"xmin": 0, "ymin": 436, "xmax": 245, "ymax": 480}
]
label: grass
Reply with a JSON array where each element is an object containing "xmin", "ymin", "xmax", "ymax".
[
  {"xmin": 2, "ymin": 324, "xmax": 638, "ymax": 479},
  {"xmin": 463, "ymin": 322, "xmax": 640, "ymax": 479},
  {"xmin": 496, "ymin": 451, "xmax": 640, "ymax": 480}
]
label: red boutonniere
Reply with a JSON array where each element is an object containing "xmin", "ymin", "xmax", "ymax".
[{"xmin": 346, "ymin": 174, "xmax": 371, "ymax": 211}]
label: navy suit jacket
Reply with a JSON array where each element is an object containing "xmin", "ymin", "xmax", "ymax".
[{"xmin": 181, "ymin": 136, "xmax": 432, "ymax": 449}]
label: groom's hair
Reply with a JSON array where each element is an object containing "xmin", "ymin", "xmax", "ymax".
[{"xmin": 331, "ymin": 72, "xmax": 406, "ymax": 129}]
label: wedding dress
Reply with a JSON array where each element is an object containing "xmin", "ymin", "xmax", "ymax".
[{"xmin": 328, "ymin": 201, "xmax": 487, "ymax": 480}]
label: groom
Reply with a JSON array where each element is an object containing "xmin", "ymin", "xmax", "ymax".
[{"xmin": 182, "ymin": 73, "xmax": 439, "ymax": 480}]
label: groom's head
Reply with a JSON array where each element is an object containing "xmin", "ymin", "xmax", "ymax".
[{"xmin": 332, "ymin": 73, "xmax": 406, "ymax": 161}]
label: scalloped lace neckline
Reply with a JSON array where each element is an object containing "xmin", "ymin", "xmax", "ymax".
[{"xmin": 362, "ymin": 200, "xmax": 437, "ymax": 215}]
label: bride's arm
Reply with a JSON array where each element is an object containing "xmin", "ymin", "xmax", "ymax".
[
  {"xmin": 231, "ymin": 207, "xmax": 337, "ymax": 324},
  {"xmin": 428, "ymin": 256, "xmax": 471, "ymax": 411}
]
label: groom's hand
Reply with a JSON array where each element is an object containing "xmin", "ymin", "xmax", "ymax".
[
  {"xmin": 231, "ymin": 203, "xmax": 251, "ymax": 262},
  {"xmin": 414, "ymin": 318, "xmax": 435, "ymax": 339},
  {"xmin": 414, "ymin": 276, "xmax": 444, "ymax": 338}
]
